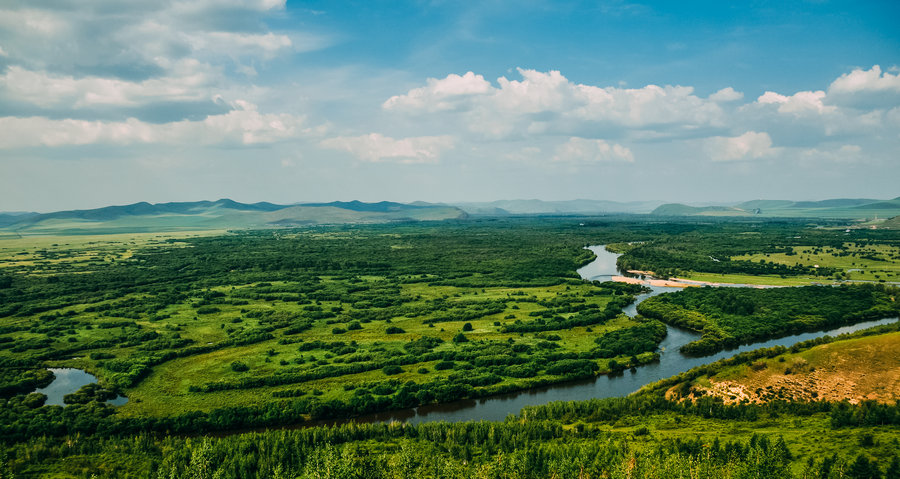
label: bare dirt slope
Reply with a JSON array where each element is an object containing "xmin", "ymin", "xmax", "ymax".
[{"xmin": 671, "ymin": 331, "xmax": 900, "ymax": 405}]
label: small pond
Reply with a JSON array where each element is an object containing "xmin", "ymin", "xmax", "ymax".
[{"xmin": 32, "ymin": 368, "xmax": 128, "ymax": 406}]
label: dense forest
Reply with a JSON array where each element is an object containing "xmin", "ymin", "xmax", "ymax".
[{"xmin": 637, "ymin": 284, "xmax": 900, "ymax": 355}]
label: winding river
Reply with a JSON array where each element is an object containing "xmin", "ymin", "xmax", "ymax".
[
  {"xmin": 306, "ymin": 245, "xmax": 897, "ymax": 426},
  {"xmin": 33, "ymin": 245, "xmax": 895, "ymax": 421}
]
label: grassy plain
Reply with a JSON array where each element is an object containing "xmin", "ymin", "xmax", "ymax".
[
  {"xmin": 0, "ymin": 222, "xmax": 661, "ymax": 422},
  {"xmin": 732, "ymin": 244, "xmax": 900, "ymax": 283},
  {"xmin": 121, "ymin": 280, "xmax": 642, "ymax": 417},
  {"xmin": 0, "ymin": 230, "xmax": 225, "ymax": 275}
]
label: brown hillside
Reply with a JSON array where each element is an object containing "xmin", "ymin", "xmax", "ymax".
[{"xmin": 669, "ymin": 332, "xmax": 900, "ymax": 405}]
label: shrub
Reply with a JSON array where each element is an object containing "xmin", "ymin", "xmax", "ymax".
[
  {"xmin": 385, "ymin": 326, "xmax": 405, "ymax": 334},
  {"xmin": 382, "ymin": 365, "xmax": 403, "ymax": 375},
  {"xmin": 230, "ymin": 361, "xmax": 249, "ymax": 372},
  {"xmin": 434, "ymin": 361, "xmax": 454, "ymax": 370}
]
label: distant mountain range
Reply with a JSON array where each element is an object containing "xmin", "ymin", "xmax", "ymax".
[
  {"xmin": 649, "ymin": 197, "xmax": 900, "ymax": 219},
  {"xmin": 2, "ymin": 197, "xmax": 898, "ymax": 235},
  {"xmin": 0, "ymin": 200, "xmax": 467, "ymax": 235},
  {"xmin": 451, "ymin": 199, "xmax": 663, "ymax": 215}
]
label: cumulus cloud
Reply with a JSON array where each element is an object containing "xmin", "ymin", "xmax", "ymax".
[
  {"xmin": 319, "ymin": 134, "xmax": 455, "ymax": 163},
  {"xmin": 385, "ymin": 68, "xmax": 725, "ymax": 140},
  {"xmin": 383, "ymin": 72, "xmax": 492, "ymax": 112},
  {"xmin": 829, "ymin": 65, "xmax": 900, "ymax": 95},
  {"xmin": 827, "ymin": 65, "xmax": 900, "ymax": 108},
  {"xmin": 705, "ymin": 131, "xmax": 775, "ymax": 162},
  {"xmin": 0, "ymin": 0, "xmax": 325, "ymax": 127},
  {"xmin": 0, "ymin": 0, "xmax": 336, "ymax": 162},
  {"xmin": 709, "ymin": 87, "xmax": 743, "ymax": 102},
  {"xmin": 0, "ymin": 101, "xmax": 306, "ymax": 148},
  {"xmin": 756, "ymin": 90, "xmax": 834, "ymax": 115},
  {"xmin": 552, "ymin": 137, "xmax": 634, "ymax": 163}
]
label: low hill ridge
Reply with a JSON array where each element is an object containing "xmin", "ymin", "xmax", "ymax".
[
  {"xmin": 1, "ymin": 200, "xmax": 467, "ymax": 234},
  {"xmin": 652, "ymin": 197, "xmax": 900, "ymax": 218}
]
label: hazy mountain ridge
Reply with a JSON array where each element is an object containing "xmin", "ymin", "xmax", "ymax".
[
  {"xmin": 0, "ymin": 200, "xmax": 468, "ymax": 234},
  {"xmin": 5, "ymin": 196, "xmax": 899, "ymax": 234},
  {"xmin": 651, "ymin": 197, "xmax": 900, "ymax": 219},
  {"xmin": 452, "ymin": 199, "xmax": 663, "ymax": 215}
]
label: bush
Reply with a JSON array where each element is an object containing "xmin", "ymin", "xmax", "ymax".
[
  {"xmin": 452, "ymin": 333, "xmax": 468, "ymax": 343},
  {"xmin": 230, "ymin": 361, "xmax": 249, "ymax": 372},
  {"xmin": 385, "ymin": 326, "xmax": 405, "ymax": 334},
  {"xmin": 331, "ymin": 327, "xmax": 346, "ymax": 335},
  {"xmin": 382, "ymin": 365, "xmax": 403, "ymax": 375},
  {"xmin": 462, "ymin": 322, "xmax": 473, "ymax": 331},
  {"xmin": 434, "ymin": 361, "xmax": 454, "ymax": 370}
]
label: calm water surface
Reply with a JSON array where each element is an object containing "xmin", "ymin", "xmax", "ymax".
[{"xmin": 33, "ymin": 368, "xmax": 128, "ymax": 406}]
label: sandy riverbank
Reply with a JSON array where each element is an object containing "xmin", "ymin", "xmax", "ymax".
[{"xmin": 612, "ymin": 275, "xmax": 696, "ymax": 288}]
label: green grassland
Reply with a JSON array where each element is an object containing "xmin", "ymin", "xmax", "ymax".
[
  {"xmin": 677, "ymin": 242, "xmax": 900, "ymax": 285},
  {"xmin": 0, "ymin": 220, "xmax": 664, "ymax": 426},
  {"xmin": 118, "ymin": 280, "xmax": 647, "ymax": 417},
  {"xmin": 617, "ymin": 227, "xmax": 900, "ymax": 286},
  {"xmin": 732, "ymin": 243, "xmax": 900, "ymax": 283}
]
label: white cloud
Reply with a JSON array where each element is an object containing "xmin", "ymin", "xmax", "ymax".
[
  {"xmin": 0, "ymin": 63, "xmax": 216, "ymax": 108},
  {"xmin": 319, "ymin": 133, "xmax": 455, "ymax": 163},
  {"xmin": 0, "ymin": 101, "xmax": 306, "ymax": 148},
  {"xmin": 385, "ymin": 68, "xmax": 725, "ymax": 139},
  {"xmin": 383, "ymin": 72, "xmax": 492, "ymax": 112},
  {"xmin": 552, "ymin": 137, "xmax": 634, "ymax": 163},
  {"xmin": 709, "ymin": 87, "xmax": 743, "ymax": 102},
  {"xmin": 827, "ymin": 65, "xmax": 900, "ymax": 108},
  {"xmin": 829, "ymin": 65, "xmax": 900, "ymax": 95},
  {"xmin": 0, "ymin": 1, "xmax": 324, "ymax": 115},
  {"xmin": 705, "ymin": 131, "xmax": 775, "ymax": 162},
  {"xmin": 757, "ymin": 90, "xmax": 834, "ymax": 115}
]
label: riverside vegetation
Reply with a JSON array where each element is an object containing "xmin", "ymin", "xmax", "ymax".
[{"xmin": 1, "ymin": 217, "xmax": 899, "ymax": 477}]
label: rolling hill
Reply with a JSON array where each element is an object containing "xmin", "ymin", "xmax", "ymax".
[
  {"xmin": 0, "ymin": 200, "xmax": 467, "ymax": 234},
  {"xmin": 453, "ymin": 199, "xmax": 663, "ymax": 215},
  {"xmin": 651, "ymin": 197, "xmax": 900, "ymax": 219}
]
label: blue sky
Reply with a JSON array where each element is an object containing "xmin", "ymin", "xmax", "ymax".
[{"xmin": 1, "ymin": 0, "xmax": 898, "ymax": 211}]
